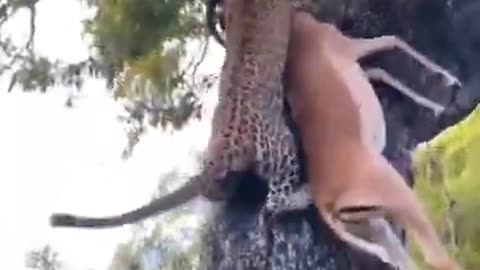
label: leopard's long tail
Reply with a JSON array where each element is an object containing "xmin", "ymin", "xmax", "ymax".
[{"xmin": 49, "ymin": 177, "xmax": 202, "ymax": 229}]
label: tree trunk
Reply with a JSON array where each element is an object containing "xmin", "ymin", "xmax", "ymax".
[{"xmin": 200, "ymin": 0, "xmax": 479, "ymax": 269}]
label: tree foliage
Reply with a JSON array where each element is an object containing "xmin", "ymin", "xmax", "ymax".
[
  {"xmin": 413, "ymin": 105, "xmax": 480, "ymax": 269},
  {"xmin": 81, "ymin": 0, "xmax": 218, "ymax": 157},
  {"xmin": 25, "ymin": 245, "xmax": 61, "ymax": 270},
  {"xmin": 1, "ymin": 0, "xmax": 218, "ymax": 157}
]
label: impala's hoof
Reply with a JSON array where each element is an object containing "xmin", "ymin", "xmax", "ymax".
[{"xmin": 441, "ymin": 72, "xmax": 462, "ymax": 89}]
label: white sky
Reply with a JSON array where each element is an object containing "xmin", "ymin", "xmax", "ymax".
[{"xmin": 0, "ymin": 1, "xmax": 224, "ymax": 270}]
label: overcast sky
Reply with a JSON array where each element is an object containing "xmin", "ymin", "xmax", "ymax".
[{"xmin": 0, "ymin": 1, "xmax": 224, "ymax": 270}]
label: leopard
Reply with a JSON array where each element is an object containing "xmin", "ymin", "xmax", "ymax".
[{"xmin": 49, "ymin": 0, "xmax": 304, "ymax": 228}]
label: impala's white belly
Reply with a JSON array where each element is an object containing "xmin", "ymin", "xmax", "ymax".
[
  {"xmin": 342, "ymin": 64, "xmax": 386, "ymax": 153},
  {"xmin": 283, "ymin": 61, "xmax": 388, "ymax": 211}
]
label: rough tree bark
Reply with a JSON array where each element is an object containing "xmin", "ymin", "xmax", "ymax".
[{"xmin": 200, "ymin": 0, "xmax": 479, "ymax": 269}]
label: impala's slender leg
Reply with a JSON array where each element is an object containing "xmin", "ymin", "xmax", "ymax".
[
  {"xmin": 344, "ymin": 217, "xmax": 416, "ymax": 270},
  {"xmin": 364, "ymin": 67, "xmax": 445, "ymax": 116},
  {"xmin": 351, "ymin": 35, "xmax": 461, "ymax": 87},
  {"xmin": 318, "ymin": 206, "xmax": 395, "ymax": 266}
]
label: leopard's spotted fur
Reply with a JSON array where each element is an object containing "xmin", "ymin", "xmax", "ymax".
[
  {"xmin": 215, "ymin": 0, "xmax": 302, "ymax": 213},
  {"xmin": 48, "ymin": 0, "xmax": 304, "ymax": 228}
]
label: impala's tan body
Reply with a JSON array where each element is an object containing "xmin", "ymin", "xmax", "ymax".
[{"xmin": 286, "ymin": 12, "xmax": 461, "ymax": 270}]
